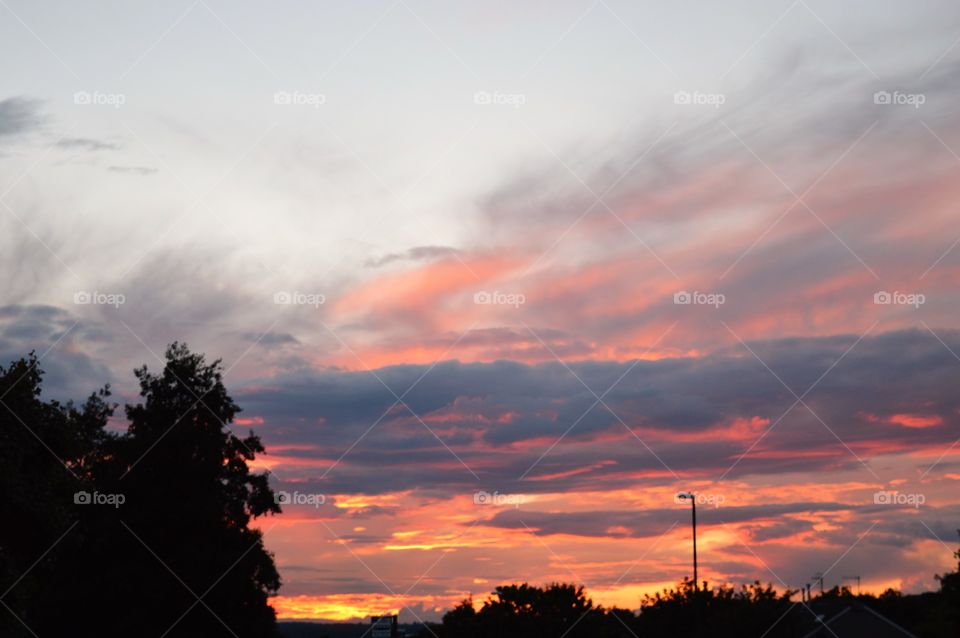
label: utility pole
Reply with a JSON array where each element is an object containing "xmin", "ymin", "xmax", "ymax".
[
  {"xmin": 842, "ymin": 576, "xmax": 861, "ymax": 595},
  {"xmin": 692, "ymin": 496, "xmax": 697, "ymax": 590},
  {"xmin": 812, "ymin": 573, "xmax": 824, "ymax": 596},
  {"xmin": 677, "ymin": 492, "xmax": 698, "ymax": 591}
]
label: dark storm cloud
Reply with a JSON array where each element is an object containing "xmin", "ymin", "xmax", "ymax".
[
  {"xmin": 485, "ymin": 502, "xmax": 852, "ymax": 539},
  {"xmin": 747, "ymin": 518, "xmax": 817, "ymax": 543},
  {"xmin": 238, "ymin": 328, "xmax": 960, "ymax": 496},
  {"xmin": 0, "ymin": 304, "xmax": 114, "ymax": 401}
]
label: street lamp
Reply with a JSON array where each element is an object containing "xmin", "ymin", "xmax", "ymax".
[{"xmin": 676, "ymin": 492, "xmax": 698, "ymax": 591}]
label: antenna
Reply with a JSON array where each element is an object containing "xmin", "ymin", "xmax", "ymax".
[
  {"xmin": 841, "ymin": 575, "xmax": 861, "ymax": 595},
  {"xmin": 812, "ymin": 573, "xmax": 824, "ymax": 595}
]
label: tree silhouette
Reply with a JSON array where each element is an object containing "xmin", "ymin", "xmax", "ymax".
[
  {"xmin": 920, "ymin": 530, "xmax": 960, "ymax": 636},
  {"xmin": 0, "ymin": 353, "xmax": 113, "ymax": 636},
  {"xmin": 637, "ymin": 578, "xmax": 795, "ymax": 637},
  {"xmin": 0, "ymin": 345, "xmax": 281, "ymax": 637},
  {"xmin": 424, "ymin": 566, "xmax": 960, "ymax": 638},
  {"xmin": 431, "ymin": 583, "xmax": 634, "ymax": 638}
]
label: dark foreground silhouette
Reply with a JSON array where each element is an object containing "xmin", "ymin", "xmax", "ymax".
[
  {"xmin": 416, "ymin": 570, "xmax": 960, "ymax": 638},
  {"xmin": 0, "ymin": 344, "xmax": 281, "ymax": 637}
]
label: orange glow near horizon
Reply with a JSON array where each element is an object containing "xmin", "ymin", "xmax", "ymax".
[
  {"xmin": 259, "ymin": 464, "xmax": 960, "ymax": 621},
  {"xmin": 273, "ymin": 594, "xmax": 404, "ymax": 621}
]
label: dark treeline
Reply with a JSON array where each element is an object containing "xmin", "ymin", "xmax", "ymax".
[
  {"xmin": 421, "ymin": 557, "xmax": 960, "ymax": 637},
  {"xmin": 0, "ymin": 344, "xmax": 281, "ymax": 637}
]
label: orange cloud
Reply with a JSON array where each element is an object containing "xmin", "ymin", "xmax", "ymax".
[{"xmin": 888, "ymin": 413, "xmax": 943, "ymax": 428}]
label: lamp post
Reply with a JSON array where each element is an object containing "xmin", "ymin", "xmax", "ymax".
[{"xmin": 677, "ymin": 492, "xmax": 698, "ymax": 591}]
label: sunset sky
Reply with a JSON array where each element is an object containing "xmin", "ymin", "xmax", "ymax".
[{"xmin": 2, "ymin": 0, "xmax": 960, "ymax": 623}]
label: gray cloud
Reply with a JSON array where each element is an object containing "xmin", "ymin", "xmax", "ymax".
[
  {"xmin": 242, "ymin": 331, "xmax": 300, "ymax": 347},
  {"xmin": 57, "ymin": 137, "xmax": 119, "ymax": 152},
  {"xmin": 234, "ymin": 328, "xmax": 960, "ymax": 497},
  {"xmin": 0, "ymin": 304, "xmax": 114, "ymax": 401},
  {"xmin": 485, "ymin": 502, "xmax": 852, "ymax": 539},
  {"xmin": 0, "ymin": 97, "xmax": 43, "ymax": 140},
  {"xmin": 364, "ymin": 245, "xmax": 462, "ymax": 268},
  {"xmin": 107, "ymin": 165, "xmax": 158, "ymax": 175}
]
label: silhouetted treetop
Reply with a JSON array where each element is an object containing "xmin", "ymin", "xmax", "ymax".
[{"xmin": 0, "ymin": 344, "xmax": 282, "ymax": 638}]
